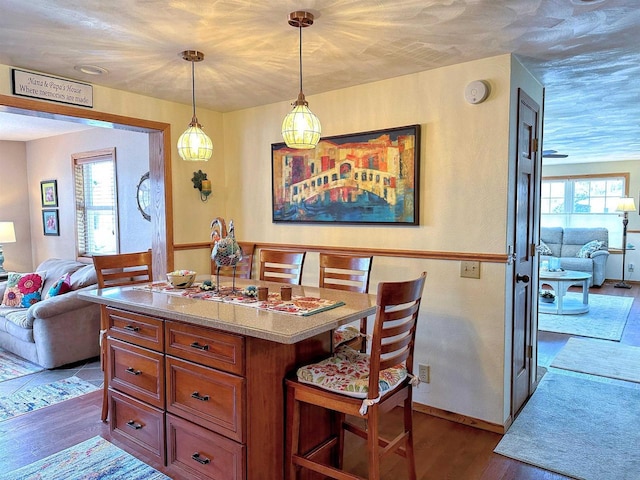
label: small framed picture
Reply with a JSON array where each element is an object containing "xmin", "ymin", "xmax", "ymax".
[
  {"xmin": 41, "ymin": 180, "xmax": 58, "ymax": 207},
  {"xmin": 42, "ymin": 209, "xmax": 60, "ymax": 236}
]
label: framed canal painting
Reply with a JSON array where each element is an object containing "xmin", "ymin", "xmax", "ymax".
[{"xmin": 271, "ymin": 124, "xmax": 420, "ymax": 225}]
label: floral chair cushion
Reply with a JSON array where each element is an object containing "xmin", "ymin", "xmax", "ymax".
[
  {"xmin": 296, "ymin": 345, "xmax": 407, "ymax": 399},
  {"xmin": 1, "ymin": 271, "xmax": 46, "ymax": 308},
  {"xmin": 332, "ymin": 325, "xmax": 361, "ymax": 348}
]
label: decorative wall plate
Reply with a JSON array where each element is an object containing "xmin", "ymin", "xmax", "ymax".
[{"xmin": 136, "ymin": 171, "xmax": 151, "ymax": 221}]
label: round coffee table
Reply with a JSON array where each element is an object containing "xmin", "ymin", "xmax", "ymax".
[{"xmin": 538, "ymin": 270, "xmax": 592, "ymax": 315}]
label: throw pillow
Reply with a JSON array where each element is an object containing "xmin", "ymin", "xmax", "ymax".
[
  {"xmin": 538, "ymin": 240, "xmax": 553, "ymax": 256},
  {"xmin": 1, "ymin": 271, "xmax": 46, "ymax": 308},
  {"xmin": 45, "ymin": 272, "xmax": 72, "ymax": 299},
  {"xmin": 577, "ymin": 240, "xmax": 605, "ymax": 258}
]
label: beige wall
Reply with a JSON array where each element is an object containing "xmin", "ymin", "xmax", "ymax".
[
  {"xmin": 0, "ymin": 141, "xmax": 32, "ymax": 272},
  {"xmin": 0, "ymin": 54, "xmax": 544, "ymax": 426}
]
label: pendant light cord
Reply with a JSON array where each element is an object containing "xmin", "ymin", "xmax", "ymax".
[
  {"xmin": 191, "ymin": 59, "xmax": 197, "ymax": 118},
  {"xmin": 299, "ymin": 25, "xmax": 303, "ymax": 93}
]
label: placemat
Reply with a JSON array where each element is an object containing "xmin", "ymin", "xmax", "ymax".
[{"xmin": 137, "ymin": 282, "xmax": 345, "ymax": 316}]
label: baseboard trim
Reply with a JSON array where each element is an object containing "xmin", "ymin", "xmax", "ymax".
[{"xmin": 413, "ymin": 402, "xmax": 507, "ymax": 434}]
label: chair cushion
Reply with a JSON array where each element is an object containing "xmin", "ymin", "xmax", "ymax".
[
  {"xmin": 1, "ymin": 272, "xmax": 46, "ymax": 308},
  {"xmin": 296, "ymin": 346, "xmax": 407, "ymax": 399},
  {"xmin": 577, "ymin": 240, "xmax": 606, "ymax": 258},
  {"xmin": 333, "ymin": 325, "xmax": 361, "ymax": 348}
]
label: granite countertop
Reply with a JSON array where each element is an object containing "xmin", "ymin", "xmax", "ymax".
[{"xmin": 79, "ymin": 278, "xmax": 376, "ymax": 345}]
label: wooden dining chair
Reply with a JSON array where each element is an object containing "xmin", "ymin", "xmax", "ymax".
[
  {"xmin": 259, "ymin": 249, "xmax": 306, "ymax": 285},
  {"xmin": 319, "ymin": 253, "xmax": 373, "ymax": 352},
  {"xmin": 211, "ymin": 241, "xmax": 255, "ymax": 279},
  {"xmin": 285, "ymin": 272, "xmax": 427, "ymax": 480},
  {"xmin": 93, "ymin": 250, "xmax": 153, "ymax": 422}
]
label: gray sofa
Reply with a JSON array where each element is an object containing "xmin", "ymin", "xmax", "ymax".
[
  {"xmin": 540, "ymin": 227, "xmax": 609, "ymax": 287},
  {"xmin": 0, "ymin": 258, "xmax": 100, "ymax": 368}
]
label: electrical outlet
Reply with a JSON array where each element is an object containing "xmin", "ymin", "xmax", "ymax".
[
  {"xmin": 418, "ymin": 364, "xmax": 430, "ymax": 383},
  {"xmin": 460, "ymin": 261, "xmax": 480, "ymax": 279},
  {"xmin": 629, "ymin": 263, "xmax": 635, "ymax": 272}
]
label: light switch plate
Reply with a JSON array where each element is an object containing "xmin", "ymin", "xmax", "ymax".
[{"xmin": 460, "ymin": 261, "xmax": 480, "ymax": 279}]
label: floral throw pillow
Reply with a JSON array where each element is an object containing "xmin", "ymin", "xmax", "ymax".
[
  {"xmin": 577, "ymin": 240, "xmax": 605, "ymax": 258},
  {"xmin": 538, "ymin": 241, "xmax": 553, "ymax": 256},
  {"xmin": 45, "ymin": 272, "xmax": 72, "ymax": 299},
  {"xmin": 1, "ymin": 271, "xmax": 46, "ymax": 308}
]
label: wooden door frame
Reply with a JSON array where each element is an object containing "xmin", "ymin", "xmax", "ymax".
[{"xmin": 0, "ymin": 94, "xmax": 173, "ymax": 277}]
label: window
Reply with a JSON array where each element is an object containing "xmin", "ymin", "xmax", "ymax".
[
  {"xmin": 72, "ymin": 148, "xmax": 118, "ymax": 257},
  {"xmin": 541, "ymin": 173, "xmax": 629, "ymax": 247}
]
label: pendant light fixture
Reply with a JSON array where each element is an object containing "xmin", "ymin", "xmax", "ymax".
[
  {"xmin": 177, "ymin": 50, "xmax": 213, "ymax": 161},
  {"xmin": 281, "ymin": 11, "xmax": 321, "ymax": 149}
]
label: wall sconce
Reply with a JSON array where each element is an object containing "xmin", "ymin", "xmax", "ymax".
[{"xmin": 191, "ymin": 170, "xmax": 212, "ymax": 202}]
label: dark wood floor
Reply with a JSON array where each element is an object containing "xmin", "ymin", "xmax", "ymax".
[{"xmin": 1, "ymin": 280, "xmax": 637, "ymax": 479}]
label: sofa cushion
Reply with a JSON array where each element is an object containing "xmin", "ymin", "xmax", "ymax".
[
  {"xmin": 45, "ymin": 273, "xmax": 72, "ymax": 299},
  {"xmin": 540, "ymin": 227, "xmax": 563, "ymax": 257},
  {"xmin": 0, "ymin": 315, "xmax": 34, "ymax": 343},
  {"xmin": 577, "ymin": 240, "xmax": 606, "ymax": 258},
  {"xmin": 1, "ymin": 272, "xmax": 46, "ymax": 308},
  {"xmin": 70, "ymin": 264, "xmax": 97, "ymax": 290},
  {"xmin": 36, "ymin": 258, "xmax": 91, "ymax": 294},
  {"xmin": 538, "ymin": 240, "xmax": 553, "ymax": 256}
]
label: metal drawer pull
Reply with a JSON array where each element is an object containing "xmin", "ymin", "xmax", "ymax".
[
  {"xmin": 191, "ymin": 391, "xmax": 210, "ymax": 401},
  {"xmin": 124, "ymin": 325, "xmax": 140, "ymax": 332},
  {"xmin": 191, "ymin": 453, "xmax": 211, "ymax": 465},
  {"xmin": 125, "ymin": 367, "xmax": 142, "ymax": 375},
  {"xmin": 190, "ymin": 342, "xmax": 209, "ymax": 351},
  {"xmin": 126, "ymin": 420, "xmax": 143, "ymax": 430}
]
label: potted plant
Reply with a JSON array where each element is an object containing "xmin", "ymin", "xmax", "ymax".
[{"xmin": 539, "ymin": 290, "xmax": 556, "ymax": 303}]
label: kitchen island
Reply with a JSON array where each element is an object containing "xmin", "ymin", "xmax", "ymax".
[{"xmin": 80, "ymin": 278, "xmax": 376, "ymax": 480}]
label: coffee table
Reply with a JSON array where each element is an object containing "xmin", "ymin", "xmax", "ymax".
[{"xmin": 539, "ymin": 270, "xmax": 592, "ymax": 315}]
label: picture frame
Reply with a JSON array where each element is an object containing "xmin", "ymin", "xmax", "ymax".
[
  {"xmin": 40, "ymin": 180, "xmax": 58, "ymax": 207},
  {"xmin": 42, "ymin": 209, "xmax": 60, "ymax": 236},
  {"xmin": 271, "ymin": 124, "xmax": 421, "ymax": 225}
]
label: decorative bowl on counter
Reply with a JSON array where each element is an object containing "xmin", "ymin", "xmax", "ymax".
[{"xmin": 167, "ymin": 270, "xmax": 196, "ymax": 288}]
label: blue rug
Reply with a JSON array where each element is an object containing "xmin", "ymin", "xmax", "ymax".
[
  {"xmin": 0, "ymin": 376, "xmax": 98, "ymax": 422},
  {"xmin": 495, "ymin": 372, "xmax": 640, "ymax": 480},
  {"xmin": 5, "ymin": 436, "xmax": 170, "ymax": 479}
]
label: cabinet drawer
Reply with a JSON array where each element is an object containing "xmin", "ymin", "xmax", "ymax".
[
  {"xmin": 166, "ymin": 356, "xmax": 245, "ymax": 442},
  {"xmin": 109, "ymin": 389, "xmax": 165, "ymax": 463},
  {"xmin": 167, "ymin": 413, "xmax": 245, "ymax": 480},
  {"xmin": 109, "ymin": 338, "xmax": 165, "ymax": 408},
  {"xmin": 166, "ymin": 321, "xmax": 244, "ymax": 375},
  {"xmin": 107, "ymin": 307, "xmax": 164, "ymax": 351}
]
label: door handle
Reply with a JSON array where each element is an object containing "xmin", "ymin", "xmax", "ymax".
[{"xmin": 516, "ymin": 274, "xmax": 530, "ymax": 283}]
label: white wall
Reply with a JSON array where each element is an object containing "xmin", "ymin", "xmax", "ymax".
[
  {"xmin": 26, "ymin": 128, "xmax": 150, "ymax": 264},
  {"xmin": 0, "ymin": 141, "xmax": 32, "ymax": 272}
]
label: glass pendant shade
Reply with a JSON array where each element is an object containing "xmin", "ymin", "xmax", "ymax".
[
  {"xmin": 178, "ymin": 117, "xmax": 213, "ymax": 161},
  {"xmin": 282, "ymin": 93, "xmax": 321, "ymax": 149}
]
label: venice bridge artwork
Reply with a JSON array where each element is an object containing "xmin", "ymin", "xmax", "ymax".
[{"xmin": 271, "ymin": 125, "xmax": 420, "ymax": 225}]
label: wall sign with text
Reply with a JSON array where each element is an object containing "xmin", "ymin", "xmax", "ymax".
[{"xmin": 12, "ymin": 69, "xmax": 93, "ymax": 108}]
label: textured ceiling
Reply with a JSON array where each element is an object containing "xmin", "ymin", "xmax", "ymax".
[{"xmin": 0, "ymin": 0, "xmax": 638, "ymax": 164}]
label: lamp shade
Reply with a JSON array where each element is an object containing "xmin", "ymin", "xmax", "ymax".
[
  {"xmin": 616, "ymin": 197, "xmax": 636, "ymax": 213},
  {"xmin": 281, "ymin": 101, "xmax": 321, "ymax": 149},
  {"xmin": 0, "ymin": 222, "xmax": 16, "ymax": 243},
  {"xmin": 177, "ymin": 122, "xmax": 213, "ymax": 161}
]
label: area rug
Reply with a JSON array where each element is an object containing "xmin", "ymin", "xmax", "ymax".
[
  {"xmin": 4, "ymin": 435, "xmax": 170, "ymax": 479},
  {"xmin": 538, "ymin": 293, "xmax": 632, "ymax": 341},
  {"xmin": 0, "ymin": 376, "xmax": 98, "ymax": 422},
  {"xmin": 551, "ymin": 337, "xmax": 640, "ymax": 383},
  {"xmin": 494, "ymin": 372, "xmax": 640, "ymax": 480},
  {"xmin": 0, "ymin": 347, "xmax": 44, "ymax": 382}
]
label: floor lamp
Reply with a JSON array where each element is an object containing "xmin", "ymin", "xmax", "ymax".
[{"xmin": 615, "ymin": 197, "xmax": 636, "ymax": 289}]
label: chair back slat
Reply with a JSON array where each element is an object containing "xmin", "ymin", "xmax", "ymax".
[
  {"xmin": 259, "ymin": 250, "xmax": 306, "ymax": 285},
  {"xmin": 319, "ymin": 254, "xmax": 372, "ymax": 293},
  {"xmin": 368, "ymin": 272, "xmax": 426, "ymax": 399},
  {"xmin": 93, "ymin": 250, "xmax": 153, "ymax": 289},
  {"xmin": 212, "ymin": 241, "xmax": 255, "ymax": 279}
]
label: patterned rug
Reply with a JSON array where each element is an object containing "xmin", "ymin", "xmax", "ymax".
[
  {"xmin": 495, "ymin": 372, "xmax": 640, "ymax": 480},
  {"xmin": 538, "ymin": 293, "xmax": 632, "ymax": 341},
  {"xmin": 0, "ymin": 376, "xmax": 99, "ymax": 422},
  {"xmin": 551, "ymin": 337, "xmax": 640, "ymax": 383},
  {"xmin": 4, "ymin": 435, "xmax": 170, "ymax": 479},
  {"xmin": 0, "ymin": 348, "xmax": 44, "ymax": 382}
]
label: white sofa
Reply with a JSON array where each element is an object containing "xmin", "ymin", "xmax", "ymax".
[{"xmin": 540, "ymin": 227, "xmax": 609, "ymax": 287}]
